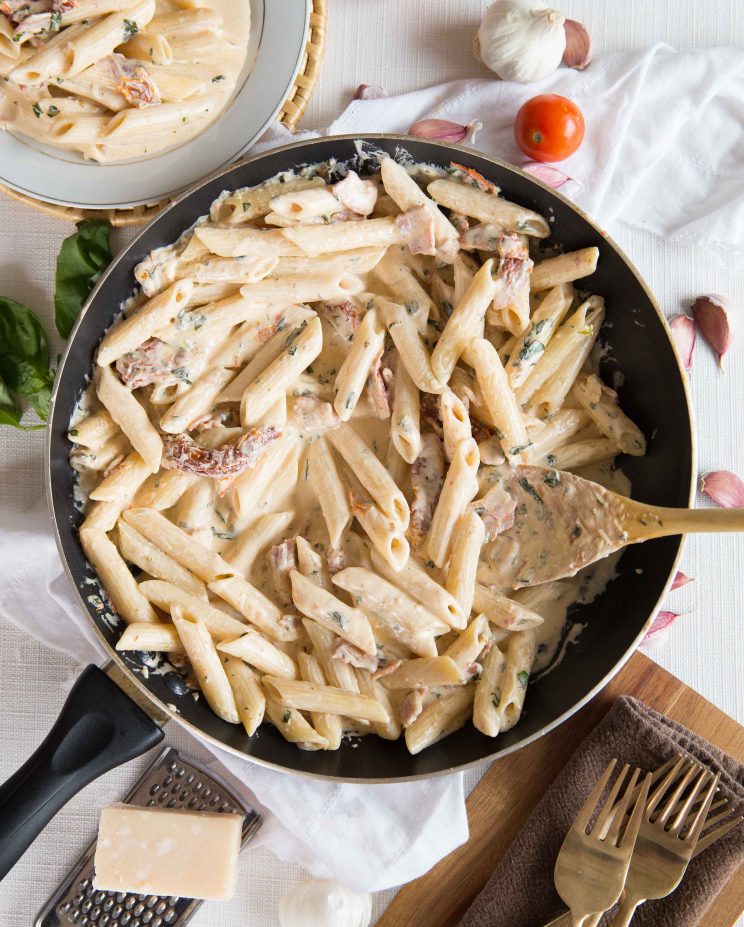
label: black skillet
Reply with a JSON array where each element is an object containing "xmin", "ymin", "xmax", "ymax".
[{"xmin": 0, "ymin": 135, "xmax": 694, "ymax": 880}]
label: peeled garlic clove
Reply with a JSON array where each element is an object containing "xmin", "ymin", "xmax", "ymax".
[
  {"xmin": 642, "ymin": 610, "xmax": 684, "ymax": 646},
  {"xmin": 563, "ymin": 19, "xmax": 592, "ymax": 69},
  {"xmin": 691, "ymin": 294, "xmax": 732, "ymax": 367},
  {"xmin": 279, "ymin": 880, "xmax": 372, "ymax": 927},
  {"xmin": 521, "ymin": 161, "xmax": 569, "ymax": 188},
  {"xmin": 354, "ymin": 84, "xmax": 386, "ymax": 101},
  {"xmin": 476, "ymin": 0, "xmax": 566, "ymax": 83},
  {"xmin": 410, "ymin": 118, "xmax": 469, "ymax": 143},
  {"xmin": 671, "ymin": 570, "xmax": 693, "ymax": 590},
  {"xmin": 699, "ymin": 470, "xmax": 744, "ymax": 508},
  {"xmin": 669, "ymin": 314, "xmax": 696, "ymax": 371}
]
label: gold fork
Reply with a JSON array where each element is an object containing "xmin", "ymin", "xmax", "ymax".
[
  {"xmin": 543, "ymin": 756, "xmax": 740, "ymax": 927},
  {"xmin": 607, "ymin": 760, "xmax": 720, "ymax": 926},
  {"xmin": 554, "ymin": 759, "xmax": 651, "ymax": 926}
]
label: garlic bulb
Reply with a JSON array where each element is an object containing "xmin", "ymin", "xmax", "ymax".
[
  {"xmin": 475, "ymin": 0, "xmax": 566, "ymax": 83},
  {"xmin": 279, "ymin": 880, "xmax": 372, "ymax": 927}
]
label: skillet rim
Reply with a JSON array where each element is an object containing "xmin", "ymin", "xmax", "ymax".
[{"xmin": 45, "ymin": 133, "xmax": 697, "ymax": 782}]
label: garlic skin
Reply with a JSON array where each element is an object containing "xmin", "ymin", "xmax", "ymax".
[
  {"xmin": 521, "ymin": 161, "xmax": 569, "ymax": 188},
  {"xmin": 691, "ymin": 294, "xmax": 732, "ymax": 368},
  {"xmin": 671, "ymin": 570, "xmax": 693, "ymax": 590},
  {"xmin": 563, "ymin": 19, "xmax": 592, "ymax": 70},
  {"xmin": 699, "ymin": 470, "xmax": 744, "ymax": 508},
  {"xmin": 669, "ymin": 313, "xmax": 696, "ymax": 371},
  {"xmin": 410, "ymin": 119, "xmax": 469, "ymax": 143},
  {"xmin": 279, "ymin": 880, "xmax": 372, "ymax": 927},
  {"xmin": 354, "ymin": 84, "xmax": 386, "ymax": 101},
  {"xmin": 476, "ymin": 0, "xmax": 566, "ymax": 83}
]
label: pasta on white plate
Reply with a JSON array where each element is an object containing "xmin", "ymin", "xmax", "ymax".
[
  {"xmin": 69, "ymin": 156, "xmax": 646, "ymax": 754},
  {"xmin": 0, "ymin": 0, "xmax": 249, "ymax": 162}
]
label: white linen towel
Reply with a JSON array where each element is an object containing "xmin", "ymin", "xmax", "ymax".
[{"xmin": 2, "ymin": 41, "xmax": 744, "ymax": 894}]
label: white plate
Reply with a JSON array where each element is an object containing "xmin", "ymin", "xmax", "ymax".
[{"xmin": 0, "ymin": 0, "xmax": 310, "ymax": 210}]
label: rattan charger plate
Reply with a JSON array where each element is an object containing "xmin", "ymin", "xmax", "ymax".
[{"xmin": 0, "ymin": 0, "xmax": 327, "ymax": 228}]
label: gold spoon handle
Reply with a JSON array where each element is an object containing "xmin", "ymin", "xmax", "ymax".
[{"xmin": 621, "ymin": 502, "xmax": 744, "ymax": 542}]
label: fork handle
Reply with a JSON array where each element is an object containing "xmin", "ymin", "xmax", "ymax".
[
  {"xmin": 608, "ymin": 897, "xmax": 640, "ymax": 927},
  {"xmin": 542, "ymin": 913, "xmax": 602, "ymax": 927}
]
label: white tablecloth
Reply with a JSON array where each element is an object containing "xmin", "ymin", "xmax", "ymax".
[{"xmin": 1, "ymin": 1, "xmax": 743, "ymax": 924}]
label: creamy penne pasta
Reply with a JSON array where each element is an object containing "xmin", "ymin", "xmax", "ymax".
[
  {"xmin": 1, "ymin": 0, "xmax": 251, "ymax": 161},
  {"xmin": 70, "ymin": 158, "xmax": 645, "ymax": 754}
]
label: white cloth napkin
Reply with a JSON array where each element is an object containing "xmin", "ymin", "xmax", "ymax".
[
  {"xmin": 322, "ymin": 43, "xmax": 744, "ymax": 248},
  {"xmin": 2, "ymin": 40, "xmax": 744, "ymax": 895},
  {"xmin": 0, "ymin": 502, "xmax": 467, "ymax": 893}
]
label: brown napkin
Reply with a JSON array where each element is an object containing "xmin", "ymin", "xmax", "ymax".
[{"xmin": 458, "ymin": 697, "xmax": 744, "ymax": 927}]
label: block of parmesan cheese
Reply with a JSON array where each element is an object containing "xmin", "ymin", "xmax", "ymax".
[{"xmin": 93, "ymin": 804, "xmax": 243, "ymax": 900}]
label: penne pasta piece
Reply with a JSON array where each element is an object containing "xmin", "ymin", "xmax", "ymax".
[
  {"xmin": 371, "ymin": 294, "xmax": 443, "ymax": 394},
  {"xmin": 427, "ymin": 178, "xmax": 550, "ymax": 238},
  {"xmin": 217, "ymin": 630, "xmax": 298, "ymax": 679},
  {"xmin": 381, "ymin": 656, "xmax": 461, "ymax": 689},
  {"xmin": 80, "ymin": 528, "xmax": 159, "ymax": 624},
  {"xmin": 473, "ymin": 642, "xmax": 507, "ymax": 737},
  {"xmin": 208, "ymin": 575, "xmax": 295, "ymax": 643},
  {"xmin": 116, "ymin": 621, "xmax": 184, "ymax": 653},
  {"xmin": 263, "ymin": 676, "xmax": 389, "ymax": 725},
  {"xmin": 223, "ymin": 511, "xmax": 294, "ymax": 577},
  {"xmin": 333, "ymin": 307, "xmax": 386, "ymax": 420},
  {"xmin": 427, "ymin": 437, "xmax": 480, "ymax": 568},
  {"xmin": 380, "ymin": 158, "xmax": 459, "ymax": 255},
  {"xmin": 138, "ymin": 579, "xmax": 246, "ymax": 640},
  {"xmin": 122, "ymin": 507, "xmax": 235, "ymax": 582},
  {"xmin": 307, "ymin": 437, "xmax": 352, "ymax": 548},
  {"xmin": 522, "ymin": 408, "xmax": 590, "ymax": 465},
  {"xmin": 369, "ymin": 548, "xmax": 465, "ymax": 630},
  {"xmin": 391, "ymin": 359, "xmax": 421, "ymax": 464},
  {"xmin": 572, "ymin": 373, "xmax": 646, "ymax": 456},
  {"xmin": 211, "ymin": 177, "xmax": 326, "ymax": 225},
  {"xmin": 66, "ymin": 1, "xmax": 157, "ymax": 77},
  {"xmin": 332, "ymin": 567, "xmax": 449, "ymax": 635},
  {"xmin": 464, "ymin": 338, "xmax": 529, "ymax": 461},
  {"xmin": 290, "ymin": 570, "xmax": 376, "ymax": 655},
  {"xmin": 302, "ymin": 618, "xmax": 361, "ymax": 694},
  {"xmin": 281, "ymin": 217, "xmax": 401, "ymax": 255},
  {"xmin": 444, "ymin": 613, "xmax": 491, "ymax": 678},
  {"xmin": 196, "ymin": 226, "xmax": 305, "ymax": 259},
  {"xmin": 171, "ymin": 605, "xmax": 240, "ymax": 724},
  {"xmin": 439, "ymin": 389, "xmax": 472, "ymax": 462},
  {"xmin": 240, "ymin": 317, "xmax": 322, "ymax": 427},
  {"xmin": 97, "ymin": 366, "xmax": 163, "ymax": 473},
  {"xmin": 117, "ymin": 519, "xmax": 207, "ymax": 599},
  {"xmin": 328, "ymin": 423, "xmax": 409, "ymax": 529},
  {"xmin": 298, "ymin": 652, "xmax": 343, "ymax": 750},
  {"xmin": 547, "ymin": 436, "xmax": 618, "ymax": 470},
  {"xmin": 230, "ymin": 433, "xmax": 299, "ymax": 523},
  {"xmin": 431, "ymin": 260, "xmax": 496, "ymax": 384},
  {"xmin": 472, "ymin": 583, "xmax": 544, "ymax": 630},
  {"xmin": 265, "ymin": 695, "xmax": 328, "ymax": 750},
  {"xmin": 68, "ymin": 409, "xmax": 119, "ymax": 448},
  {"xmin": 446, "ymin": 509, "xmax": 486, "ymax": 620},
  {"xmin": 405, "ymin": 685, "xmax": 475, "ymax": 754},
  {"xmin": 223, "ymin": 657, "xmax": 265, "ymax": 736},
  {"xmin": 530, "ymin": 247, "xmax": 600, "ymax": 291},
  {"xmin": 133, "ymin": 469, "xmax": 196, "ymax": 510},
  {"xmin": 494, "ymin": 629, "xmax": 536, "ymax": 733},
  {"xmin": 89, "ymin": 451, "xmax": 150, "ymax": 503},
  {"xmin": 504, "ymin": 284, "xmax": 573, "ymax": 390},
  {"xmin": 354, "ymin": 668, "xmax": 401, "ymax": 741},
  {"xmin": 370, "ymin": 246, "xmax": 435, "ymax": 333}
]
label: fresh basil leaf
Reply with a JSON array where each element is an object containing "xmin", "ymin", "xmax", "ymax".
[
  {"xmin": 30, "ymin": 384, "xmax": 52, "ymax": 422},
  {"xmin": 0, "ymin": 374, "xmax": 22, "ymax": 428},
  {"xmin": 0, "ymin": 296, "xmax": 53, "ymax": 395},
  {"xmin": 55, "ymin": 219, "xmax": 112, "ymax": 339}
]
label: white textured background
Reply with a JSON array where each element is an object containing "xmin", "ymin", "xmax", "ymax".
[{"xmin": 1, "ymin": 1, "xmax": 744, "ymax": 924}]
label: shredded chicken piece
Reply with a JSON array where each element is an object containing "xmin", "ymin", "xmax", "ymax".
[
  {"xmin": 162, "ymin": 427, "xmax": 280, "ymax": 477},
  {"xmin": 11, "ymin": 10, "xmax": 58, "ymax": 38},
  {"xmin": 111, "ymin": 54, "xmax": 160, "ymax": 107},
  {"xmin": 320, "ymin": 299, "xmax": 362, "ymax": 341},
  {"xmin": 395, "ymin": 205, "xmax": 436, "ymax": 256},
  {"xmin": 371, "ymin": 658, "xmax": 403, "ymax": 681},
  {"xmin": 410, "ymin": 433, "xmax": 444, "ymax": 548},
  {"xmin": 494, "ymin": 234, "xmax": 533, "ymax": 300},
  {"xmin": 470, "ymin": 483, "xmax": 517, "ymax": 540},
  {"xmin": 333, "ymin": 639, "xmax": 378, "ymax": 673},
  {"xmin": 326, "ymin": 546, "xmax": 346, "ymax": 575},
  {"xmin": 268, "ymin": 538, "xmax": 297, "ymax": 606},
  {"xmin": 365, "ymin": 348, "xmax": 392, "ymax": 419},
  {"xmin": 333, "ymin": 170, "xmax": 378, "ymax": 216},
  {"xmin": 293, "ymin": 395, "xmax": 339, "ymax": 434},
  {"xmin": 399, "ymin": 688, "xmax": 426, "ymax": 728},
  {"xmin": 115, "ymin": 337, "xmax": 191, "ymax": 390}
]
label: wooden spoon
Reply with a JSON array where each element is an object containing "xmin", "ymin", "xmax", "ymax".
[{"xmin": 475, "ymin": 465, "xmax": 744, "ymax": 588}]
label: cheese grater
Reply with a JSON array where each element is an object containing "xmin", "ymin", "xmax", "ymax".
[{"xmin": 35, "ymin": 747, "xmax": 262, "ymax": 927}]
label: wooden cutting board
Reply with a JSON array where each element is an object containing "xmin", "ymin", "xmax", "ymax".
[{"xmin": 375, "ymin": 651, "xmax": 744, "ymax": 927}]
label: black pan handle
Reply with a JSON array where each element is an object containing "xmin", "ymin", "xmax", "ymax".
[{"xmin": 0, "ymin": 664, "xmax": 164, "ymax": 882}]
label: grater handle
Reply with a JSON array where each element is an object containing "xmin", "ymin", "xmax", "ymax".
[{"xmin": 0, "ymin": 664, "xmax": 163, "ymax": 882}]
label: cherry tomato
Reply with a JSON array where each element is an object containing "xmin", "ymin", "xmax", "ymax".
[{"xmin": 514, "ymin": 94, "xmax": 585, "ymax": 163}]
